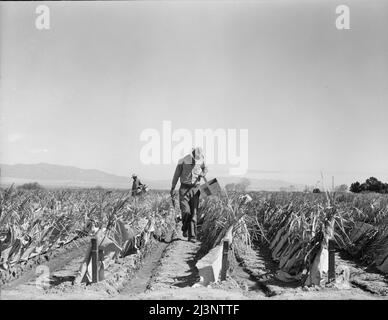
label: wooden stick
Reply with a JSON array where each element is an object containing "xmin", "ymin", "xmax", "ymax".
[
  {"xmin": 91, "ymin": 237, "xmax": 98, "ymax": 283},
  {"xmin": 220, "ymin": 240, "xmax": 229, "ymax": 281},
  {"xmin": 328, "ymin": 239, "xmax": 336, "ymax": 282},
  {"xmin": 98, "ymin": 248, "xmax": 104, "ymax": 281}
]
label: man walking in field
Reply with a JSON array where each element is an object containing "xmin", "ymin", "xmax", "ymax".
[{"xmin": 170, "ymin": 147, "xmax": 207, "ymax": 242}]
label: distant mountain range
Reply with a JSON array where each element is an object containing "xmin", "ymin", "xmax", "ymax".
[
  {"xmin": 0, "ymin": 163, "xmax": 132, "ymax": 189},
  {"xmin": 0, "ymin": 163, "xmax": 305, "ymax": 191}
]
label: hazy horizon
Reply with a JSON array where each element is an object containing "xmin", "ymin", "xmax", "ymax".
[
  {"xmin": 1, "ymin": 1, "xmax": 387, "ymax": 187},
  {"xmin": 1, "ymin": 161, "xmax": 386, "ymax": 189}
]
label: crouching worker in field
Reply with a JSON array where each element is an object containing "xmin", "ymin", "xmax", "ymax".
[
  {"xmin": 170, "ymin": 147, "xmax": 207, "ymax": 243},
  {"xmin": 131, "ymin": 174, "xmax": 145, "ymax": 196}
]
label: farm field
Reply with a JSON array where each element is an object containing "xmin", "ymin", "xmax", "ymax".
[{"xmin": 0, "ymin": 187, "xmax": 387, "ymax": 300}]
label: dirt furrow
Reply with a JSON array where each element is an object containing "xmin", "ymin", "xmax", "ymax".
[
  {"xmin": 115, "ymin": 241, "xmax": 170, "ymax": 297},
  {"xmin": 0, "ymin": 239, "xmax": 90, "ymax": 299},
  {"xmin": 235, "ymin": 241, "xmax": 388, "ymax": 300},
  {"xmin": 335, "ymin": 252, "xmax": 388, "ymax": 296}
]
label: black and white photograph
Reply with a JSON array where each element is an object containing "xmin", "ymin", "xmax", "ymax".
[{"xmin": 0, "ymin": 0, "xmax": 388, "ymax": 305}]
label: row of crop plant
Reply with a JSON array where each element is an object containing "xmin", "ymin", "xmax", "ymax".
[
  {"xmin": 246, "ymin": 192, "xmax": 388, "ymax": 284},
  {"xmin": 0, "ymin": 186, "xmax": 177, "ymax": 285},
  {"xmin": 197, "ymin": 191, "xmax": 388, "ymax": 287}
]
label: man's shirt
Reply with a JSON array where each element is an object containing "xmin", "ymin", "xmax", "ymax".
[{"xmin": 171, "ymin": 154, "xmax": 207, "ymax": 189}]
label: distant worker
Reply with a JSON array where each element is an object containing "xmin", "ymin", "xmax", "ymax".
[
  {"xmin": 170, "ymin": 147, "xmax": 208, "ymax": 242},
  {"xmin": 131, "ymin": 174, "xmax": 146, "ymax": 196}
]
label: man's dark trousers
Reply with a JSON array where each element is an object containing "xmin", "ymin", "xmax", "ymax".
[{"xmin": 179, "ymin": 184, "xmax": 200, "ymax": 239}]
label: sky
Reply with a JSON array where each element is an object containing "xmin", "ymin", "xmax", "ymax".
[{"xmin": 1, "ymin": 0, "xmax": 388, "ymax": 186}]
